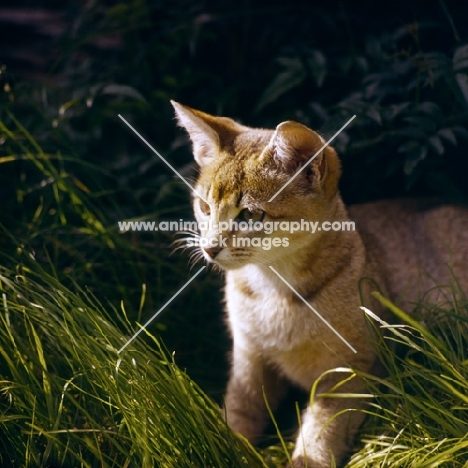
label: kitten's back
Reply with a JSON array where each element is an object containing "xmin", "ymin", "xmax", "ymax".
[{"xmin": 348, "ymin": 199, "xmax": 468, "ymax": 309}]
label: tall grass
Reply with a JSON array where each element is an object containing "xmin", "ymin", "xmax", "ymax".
[
  {"xmin": 2, "ymin": 261, "xmax": 467, "ymax": 468},
  {"xmin": 0, "ymin": 264, "xmax": 266, "ymax": 467},
  {"xmin": 347, "ymin": 293, "xmax": 468, "ymax": 467}
]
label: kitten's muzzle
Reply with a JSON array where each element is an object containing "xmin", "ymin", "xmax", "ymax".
[{"xmin": 204, "ymin": 245, "xmax": 223, "ymax": 259}]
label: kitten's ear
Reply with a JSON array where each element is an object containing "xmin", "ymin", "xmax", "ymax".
[
  {"xmin": 171, "ymin": 101, "xmax": 241, "ymax": 167},
  {"xmin": 267, "ymin": 121, "xmax": 341, "ymax": 194},
  {"xmin": 269, "ymin": 121, "xmax": 325, "ymax": 175}
]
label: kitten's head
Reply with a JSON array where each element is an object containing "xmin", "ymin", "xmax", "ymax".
[{"xmin": 172, "ymin": 101, "xmax": 342, "ymax": 270}]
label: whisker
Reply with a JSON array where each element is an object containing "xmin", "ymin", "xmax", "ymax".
[
  {"xmin": 170, "ymin": 234, "xmax": 202, "ymax": 255},
  {"xmin": 172, "ymin": 236, "xmax": 200, "ymax": 245},
  {"xmin": 177, "ymin": 229, "xmax": 201, "ymax": 236},
  {"xmin": 188, "ymin": 250, "xmax": 206, "ymax": 271}
]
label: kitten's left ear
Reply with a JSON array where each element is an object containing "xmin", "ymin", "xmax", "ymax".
[
  {"xmin": 268, "ymin": 121, "xmax": 326, "ymax": 174},
  {"xmin": 171, "ymin": 101, "xmax": 243, "ymax": 167},
  {"xmin": 266, "ymin": 120, "xmax": 341, "ymax": 195}
]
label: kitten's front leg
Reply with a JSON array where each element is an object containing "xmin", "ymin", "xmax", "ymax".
[
  {"xmin": 291, "ymin": 383, "xmax": 367, "ymax": 468},
  {"xmin": 224, "ymin": 344, "xmax": 287, "ymax": 443}
]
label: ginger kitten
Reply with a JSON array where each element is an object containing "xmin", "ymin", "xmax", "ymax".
[{"xmin": 171, "ymin": 101, "xmax": 468, "ymax": 467}]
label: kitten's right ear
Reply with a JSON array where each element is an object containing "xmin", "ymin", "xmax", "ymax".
[
  {"xmin": 171, "ymin": 101, "xmax": 241, "ymax": 167},
  {"xmin": 171, "ymin": 101, "xmax": 219, "ymax": 166}
]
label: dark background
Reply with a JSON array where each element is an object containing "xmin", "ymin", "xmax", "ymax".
[
  {"xmin": 3, "ymin": 0, "xmax": 468, "ymax": 203},
  {"xmin": 1, "ymin": 0, "xmax": 468, "ymax": 397}
]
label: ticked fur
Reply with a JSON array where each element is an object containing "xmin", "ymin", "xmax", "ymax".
[{"xmin": 172, "ymin": 101, "xmax": 468, "ymax": 467}]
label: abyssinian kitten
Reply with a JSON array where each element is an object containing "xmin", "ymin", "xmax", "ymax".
[{"xmin": 171, "ymin": 101, "xmax": 468, "ymax": 467}]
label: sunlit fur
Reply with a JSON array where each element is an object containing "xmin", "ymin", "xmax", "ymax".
[{"xmin": 172, "ymin": 101, "xmax": 468, "ymax": 468}]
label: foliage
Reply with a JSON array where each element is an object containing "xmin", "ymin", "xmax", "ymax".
[
  {"xmin": 4, "ymin": 1, "xmax": 468, "ymax": 205},
  {"xmin": 256, "ymin": 23, "xmax": 468, "ymax": 203}
]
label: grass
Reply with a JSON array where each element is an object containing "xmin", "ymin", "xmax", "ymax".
[
  {"xmin": 347, "ymin": 293, "xmax": 468, "ymax": 467},
  {"xmin": 0, "ymin": 263, "xmax": 267, "ymax": 467},
  {"xmin": 2, "ymin": 254, "xmax": 468, "ymax": 467}
]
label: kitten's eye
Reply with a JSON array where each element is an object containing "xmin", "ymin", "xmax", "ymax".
[
  {"xmin": 238, "ymin": 209, "xmax": 265, "ymax": 223},
  {"xmin": 199, "ymin": 199, "xmax": 211, "ymax": 216}
]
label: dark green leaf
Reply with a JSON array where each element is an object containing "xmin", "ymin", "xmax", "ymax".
[
  {"xmin": 404, "ymin": 146, "xmax": 428, "ymax": 175},
  {"xmin": 453, "ymin": 44, "xmax": 468, "ymax": 72},
  {"xmin": 402, "ymin": 116, "xmax": 436, "ymax": 133},
  {"xmin": 428, "ymin": 135, "xmax": 444, "ymax": 155},
  {"xmin": 455, "ymin": 74, "xmax": 468, "ymax": 106},
  {"xmin": 101, "ymin": 85, "xmax": 147, "ymax": 103},
  {"xmin": 390, "ymin": 128, "xmax": 427, "ymax": 141},
  {"xmin": 365, "ymin": 107, "xmax": 381, "ymax": 125},
  {"xmin": 255, "ymin": 69, "xmax": 306, "ymax": 112},
  {"xmin": 437, "ymin": 128, "xmax": 457, "ymax": 146},
  {"xmin": 398, "ymin": 140, "xmax": 421, "ymax": 154}
]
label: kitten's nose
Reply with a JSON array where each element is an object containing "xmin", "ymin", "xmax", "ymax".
[{"xmin": 204, "ymin": 246, "xmax": 222, "ymax": 259}]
